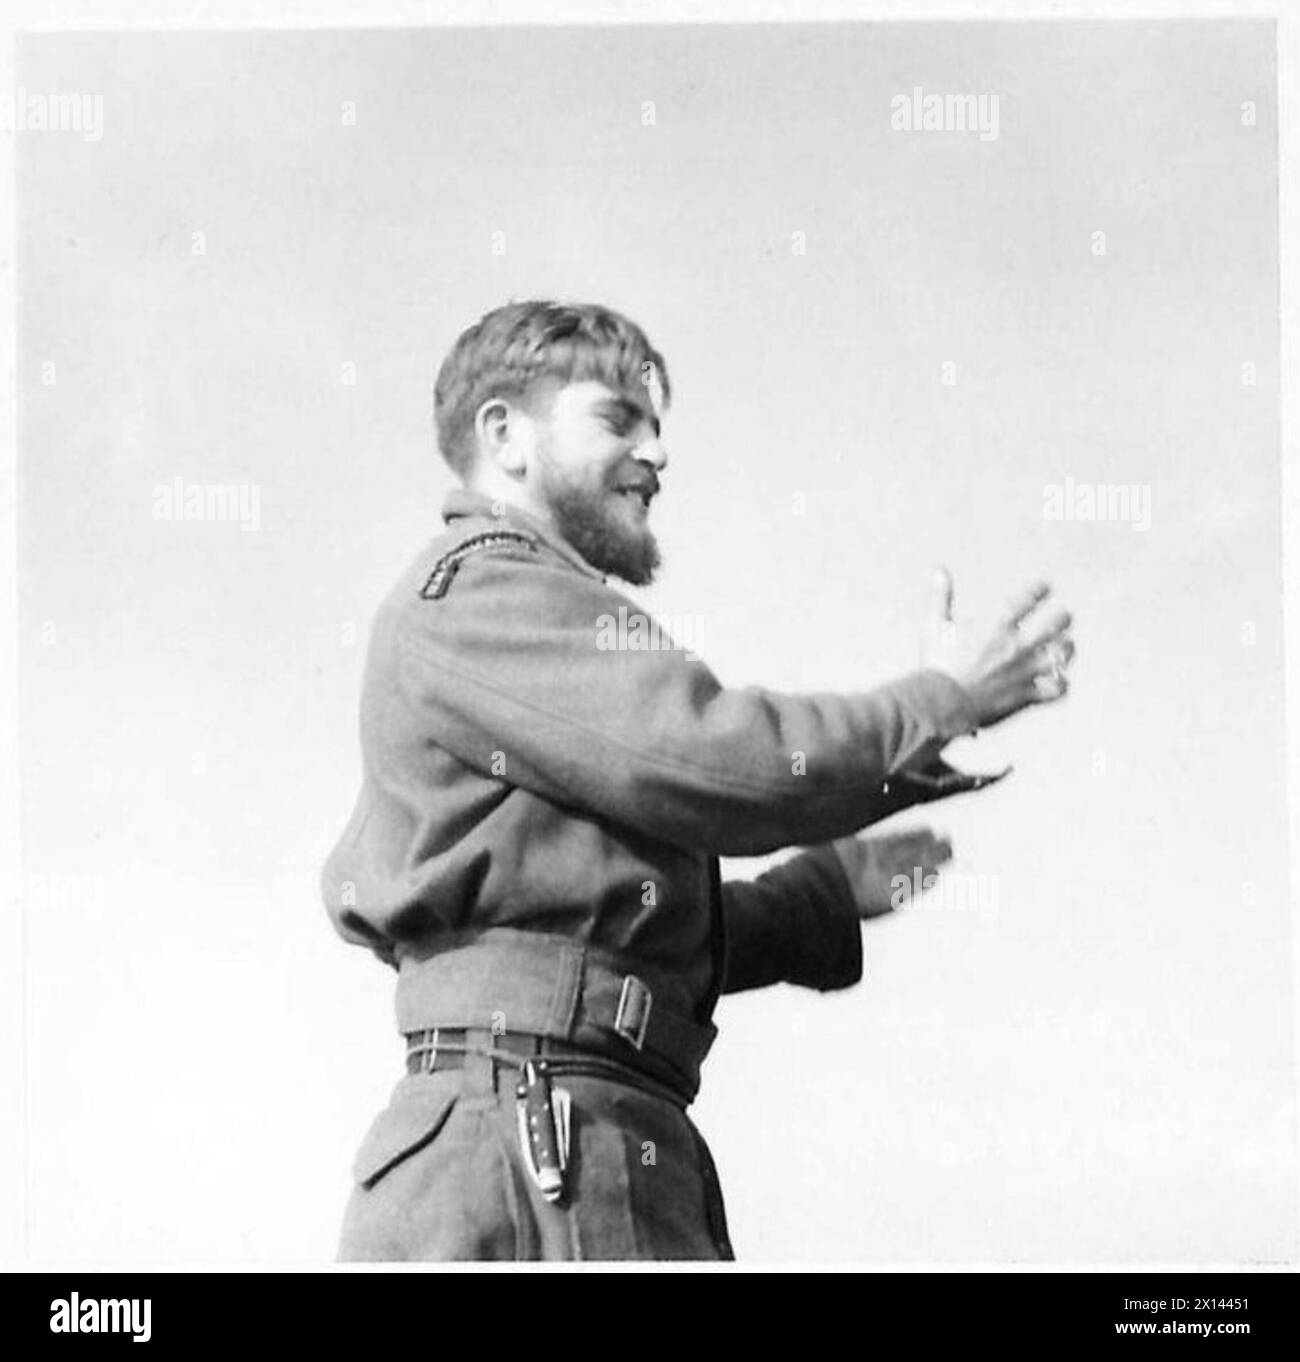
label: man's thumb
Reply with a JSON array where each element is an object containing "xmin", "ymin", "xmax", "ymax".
[{"xmin": 932, "ymin": 566, "xmax": 955, "ymax": 624}]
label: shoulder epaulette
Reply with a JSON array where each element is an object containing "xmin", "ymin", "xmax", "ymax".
[{"xmin": 419, "ymin": 529, "xmax": 537, "ymax": 600}]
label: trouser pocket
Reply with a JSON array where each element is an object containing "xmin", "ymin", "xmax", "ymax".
[
  {"xmin": 338, "ymin": 1074, "xmax": 521, "ymax": 1261},
  {"xmin": 350, "ymin": 1074, "xmax": 459, "ymax": 1189}
]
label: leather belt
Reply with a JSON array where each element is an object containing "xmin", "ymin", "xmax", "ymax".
[{"xmin": 405, "ymin": 1027, "xmax": 691, "ymax": 1108}]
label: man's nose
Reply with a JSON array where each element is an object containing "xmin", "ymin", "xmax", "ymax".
[{"xmin": 634, "ymin": 434, "xmax": 668, "ymax": 473}]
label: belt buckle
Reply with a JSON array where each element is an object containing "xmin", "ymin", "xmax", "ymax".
[{"xmin": 614, "ymin": 975, "xmax": 653, "ymax": 1052}]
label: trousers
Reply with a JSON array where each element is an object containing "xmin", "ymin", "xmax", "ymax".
[{"xmin": 337, "ymin": 1049, "xmax": 734, "ymax": 1261}]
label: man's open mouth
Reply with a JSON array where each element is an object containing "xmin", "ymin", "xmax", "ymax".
[{"xmin": 617, "ymin": 484, "xmax": 656, "ymax": 510}]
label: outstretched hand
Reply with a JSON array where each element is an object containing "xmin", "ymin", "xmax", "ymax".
[
  {"xmin": 923, "ymin": 569, "xmax": 1075, "ymax": 729},
  {"xmin": 832, "ymin": 827, "xmax": 953, "ymax": 919}
]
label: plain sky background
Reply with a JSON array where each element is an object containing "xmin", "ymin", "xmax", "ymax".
[{"xmin": 10, "ymin": 18, "xmax": 1294, "ymax": 1262}]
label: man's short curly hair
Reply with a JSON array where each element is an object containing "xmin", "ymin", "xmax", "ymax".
[{"xmin": 433, "ymin": 300, "xmax": 671, "ymax": 476}]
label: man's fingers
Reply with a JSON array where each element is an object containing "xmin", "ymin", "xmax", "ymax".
[
  {"xmin": 879, "ymin": 828, "xmax": 931, "ymax": 852},
  {"xmin": 1032, "ymin": 667, "xmax": 1071, "ymax": 702},
  {"xmin": 1028, "ymin": 636, "xmax": 1075, "ymax": 677},
  {"xmin": 1033, "ymin": 675, "xmax": 1070, "ymax": 702},
  {"xmin": 906, "ymin": 830, "xmax": 952, "ymax": 862},
  {"xmin": 1000, "ymin": 580, "xmax": 1051, "ymax": 631},
  {"xmin": 919, "ymin": 840, "xmax": 954, "ymax": 871},
  {"xmin": 1026, "ymin": 616, "xmax": 1074, "ymax": 703},
  {"xmin": 889, "ymin": 829, "xmax": 953, "ymax": 867},
  {"xmin": 1017, "ymin": 609, "xmax": 1072, "ymax": 654},
  {"xmin": 932, "ymin": 566, "xmax": 955, "ymax": 625}
]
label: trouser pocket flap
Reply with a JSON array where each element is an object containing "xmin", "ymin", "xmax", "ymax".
[{"xmin": 353, "ymin": 1080, "xmax": 459, "ymax": 1189}]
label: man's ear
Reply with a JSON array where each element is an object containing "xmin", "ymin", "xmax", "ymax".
[{"xmin": 473, "ymin": 397, "xmax": 527, "ymax": 477}]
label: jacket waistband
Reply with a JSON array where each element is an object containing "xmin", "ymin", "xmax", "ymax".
[{"xmin": 394, "ymin": 927, "xmax": 717, "ymax": 1102}]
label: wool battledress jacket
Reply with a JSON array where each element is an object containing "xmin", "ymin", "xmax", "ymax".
[{"xmin": 323, "ymin": 488, "xmax": 994, "ymax": 1259}]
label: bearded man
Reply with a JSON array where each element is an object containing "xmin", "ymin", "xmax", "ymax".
[{"xmin": 322, "ymin": 299, "xmax": 1074, "ymax": 1260}]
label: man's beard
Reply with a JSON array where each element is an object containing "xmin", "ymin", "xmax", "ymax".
[{"xmin": 541, "ymin": 468, "xmax": 662, "ymax": 587}]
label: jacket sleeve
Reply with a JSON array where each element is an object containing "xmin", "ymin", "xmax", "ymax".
[
  {"xmin": 394, "ymin": 547, "xmax": 984, "ymax": 857},
  {"xmin": 721, "ymin": 846, "xmax": 863, "ymax": 995}
]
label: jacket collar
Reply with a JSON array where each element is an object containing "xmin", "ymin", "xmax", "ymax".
[{"xmin": 441, "ymin": 487, "xmax": 607, "ymax": 583}]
